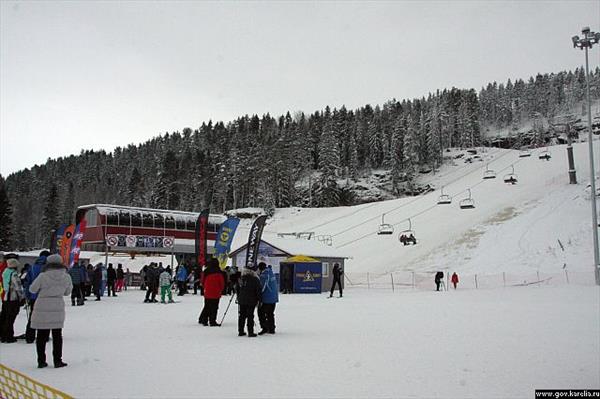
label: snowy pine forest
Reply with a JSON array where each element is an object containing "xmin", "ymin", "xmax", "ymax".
[{"xmin": 1, "ymin": 66, "xmax": 600, "ymax": 250}]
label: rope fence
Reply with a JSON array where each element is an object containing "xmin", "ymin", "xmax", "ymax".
[
  {"xmin": 0, "ymin": 363, "xmax": 73, "ymax": 399},
  {"xmin": 344, "ymin": 270, "xmax": 596, "ymax": 291}
]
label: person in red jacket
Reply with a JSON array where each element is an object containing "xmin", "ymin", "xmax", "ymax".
[
  {"xmin": 198, "ymin": 258, "xmax": 225, "ymax": 326},
  {"xmin": 451, "ymin": 272, "xmax": 459, "ymax": 289}
]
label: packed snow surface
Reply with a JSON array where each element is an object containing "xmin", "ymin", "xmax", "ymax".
[{"xmin": 1, "ymin": 286, "xmax": 598, "ymax": 398}]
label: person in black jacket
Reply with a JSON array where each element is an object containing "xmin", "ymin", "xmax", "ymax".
[
  {"xmin": 144, "ymin": 264, "xmax": 159, "ymax": 303},
  {"xmin": 106, "ymin": 264, "xmax": 117, "ymax": 297},
  {"xmin": 92, "ymin": 264, "xmax": 103, "ymax": 301},
  {"xmin": 434, "ymin": 271, "xmax": 444, "ymax": 291},
  {"xmin": 329, "ymin": 263, "xmax": 343, "ymax": 298},
  {"xmin": 236, "ymin": 266, "xmax": 262, "ymax": 337}
]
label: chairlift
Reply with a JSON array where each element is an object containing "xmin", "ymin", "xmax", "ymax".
[
  {"xmin": 437, "ymin": 187, "xmax": 452, "ymax": 205},
  {"xmin": 538, "ymin": 148, "xmax": 552, "ymax": 161},
  {"xmin": 483, "ymin": 164, "xmax": 497, "ymax": 180},
  {"xmin": 296, "ymin": 232, "xmax": 315, "ymax": 240},
  {"xmin": 398, "ymin": 219, "xmax": 417, "ymax": 245},
  {"xmin": 317, "ymin": 235, "xmax": 333, "ymax": 246},
  {"xmin": 459, "ymin": 189, "xmax": 476, "ymax": 209},
  {"xmin": 377, "ymin": 213, "xmax": 394, "ymax": 235},
  {"xmin": 503, "ymin": 165, "xmax": 518, "ymax": 185},
  {"xmin": 519, "ymin": 149, "xmax": 532, "ymax": 158}
]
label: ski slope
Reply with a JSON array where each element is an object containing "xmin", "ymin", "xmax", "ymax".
[{"xmin": 233, "ymin": 140, "xmax": 599, "ymax": 279}]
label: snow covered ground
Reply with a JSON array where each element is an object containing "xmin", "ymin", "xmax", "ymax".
[{"xmin": 1, "ymin": 285, "xmax": 598, "ymax": 398}]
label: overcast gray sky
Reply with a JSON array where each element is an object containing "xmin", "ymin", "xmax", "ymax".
[{"xmin": 1, "ymin": 1, "xmax": 599, "ymax": 176}]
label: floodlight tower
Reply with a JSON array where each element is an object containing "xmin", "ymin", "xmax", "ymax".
[{"xmin": 572, "ymin": 26, "xmax": 600, "ymax": 285}]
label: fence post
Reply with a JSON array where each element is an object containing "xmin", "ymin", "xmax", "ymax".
[
  {"xmin": 390, "ymin": 273, "xmax": 394, "ymax": 292},
  {"xmin": 474, "ymin": 274, "xmax": 478, "ymax": 289},
  {"xmin": 367, "ymin": 273, "xmax": 370, "ymax": 290},
  {"xmin": 536, "ymin": 271, "xmax": 540, "ymax": 286},
  {"xmin": 565, "ymin": 270, "xmax": 570, "ymax": 284},
  {"xmin": 503, "ymin": 272, "xmax": 506, "ymax": 288},
  {"xmin": 412, "ymin": 271, "xmax": 415, "ymax": 289}
]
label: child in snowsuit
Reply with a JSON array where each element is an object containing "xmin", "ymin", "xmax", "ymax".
[{"xmin": 159, "ymin": 268, "xmax": 174, "ymax": 304}]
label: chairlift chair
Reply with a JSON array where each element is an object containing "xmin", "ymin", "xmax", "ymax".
[
  {"xmin": 459, "ymin": 189, "xmax": 476, "ymax": 209},
  {"xmin": 519, "ymin": 149, "xmax": 532, "ymax": 158},
  {"xmin": 437, "ymin": 187, "xmax": 452, "ymax": 205},
  {"xmin": 538, "ymin": 148, "xmax": 552, "ymax": 161},
  {"xmin": 377, "ymin": 213, "xmax": 394, "ymax": 235},
  {"xmin": 398, "ymin": 218, "xmax": 417, "ymax": 245},
  {"xmin": 503, "ymin": 165, "xmax": 518, "ymax": 184},
  {"xmin": 483, "ymin": 165, "xmax": 496, "ymax": 180},
  {"xmin": 317, "ymin": 235, "xmax": 333, "ymax": 246}
]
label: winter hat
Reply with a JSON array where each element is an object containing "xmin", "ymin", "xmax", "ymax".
[
  {"xmin": 39, "ymin": 250, "xmax": 50, "ymax": 258},
  {"xmin": 258, "ymin": 262, "xmax": 266, "ymax": 271},
  {"xmin": 4, "ymin": 253, "xmax": 19, "ymax": 260},
  {"xmin": 6, "ymin": 259, "xmax": 21, "ymax": 269},
  {"xmin": 46, "ymin": 254, "xmax": 63, "ymax": 266}
]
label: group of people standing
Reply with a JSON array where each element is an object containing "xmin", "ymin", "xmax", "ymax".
[
  {"xmin": 194, "ymin": 260, "xmax": 278, "ymax": 337},
  {"xmin": 0, "ymin": 251, "xmax": 73, "ymax": 369},
  {"xmin": 434, "ymin": 271, "xmax": 460, "ymax": 291}
]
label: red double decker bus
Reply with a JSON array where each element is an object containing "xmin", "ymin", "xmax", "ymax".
[{"xmin": 76, "ymin": 204, "xmax": 225, "ymax": 255}]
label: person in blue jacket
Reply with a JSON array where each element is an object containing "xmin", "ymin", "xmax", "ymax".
[
  {"xmin": 175, "ymin": 264, "xmax": 188, "ymax": 296},
  {"xmin": 257, "ymin": 263, "xmax": 279, "ymax": 335},
  {"xmin": 23, "ymin": 251, "xmax": 49, "ymax": 344}
]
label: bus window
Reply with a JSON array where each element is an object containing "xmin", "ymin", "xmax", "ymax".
[
  {"xmin": 118, "ymin": 211, "xmax": 130, "ymax": 226},
  {"xmin": 131, "ymin": 212, "xmax": 142, "ymax": 227},
  {"xmin": 142, "ymin": 213, "xmax": 154, "ymax": 228},
  {"xmin": 175, "ymin": 217, "xmax": 186, "ymax": 230},
  {"xmin": 165, "ymin": 216, "xmax": 175, "ymax": 229},
  {"xmin": 154, "ymin": 214, "xmax": 165, "ymax": 229},
  {"xmin": 186, "ymin": 219, "xmax": 196, "ymax": 231},
  {"xmin": 106, "ymin": 211, "xmax": 118, "ymax": 226}
]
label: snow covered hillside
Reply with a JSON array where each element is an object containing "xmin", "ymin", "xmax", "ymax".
[{"xmin": 233, "ymin": 140, "xmax": 600, "ymax": 281}]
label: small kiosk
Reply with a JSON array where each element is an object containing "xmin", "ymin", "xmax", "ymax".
[{"xmin": 279, "ymin": 255, "xmax": 322, "ymax": 294}]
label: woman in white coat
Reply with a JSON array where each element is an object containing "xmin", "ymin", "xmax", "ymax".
[{"xmin": 29, "ymin": 254, "xmax": 72, "ymax": 368}]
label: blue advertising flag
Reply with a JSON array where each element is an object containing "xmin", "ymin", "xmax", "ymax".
[
  {"xmin": 50, "ymin": 224, "xmax": 68, "ymax": 254},
  {"xmin": 214, "ymin": 217, "xmax": 240, "ymax": 270}
]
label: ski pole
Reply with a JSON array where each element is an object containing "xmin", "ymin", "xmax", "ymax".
[{"xmin": 219, "ymin": 293, "xmax": 237, "ymax": 326}]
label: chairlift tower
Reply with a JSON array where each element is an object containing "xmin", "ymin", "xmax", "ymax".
[{"xmin": 573, "ymin": 26, "xmax": 600, "ymax": 285}]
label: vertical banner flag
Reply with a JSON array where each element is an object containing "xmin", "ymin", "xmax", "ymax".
[
  {"xmin": 51, "ymin": 224, "xmax": 68, "ymax": 254},
  {"xmin": 244, "ymin": 215, "xmax": 267, "ymax": 269},
  {"xmin": 214, "ymin": 217, "xmax": 240, "ymax": 270},
  {"xmin": 59, "ymin": 224, "xmax": 76, "ymax": 264},
  {"xmin": 195, "ymin": 209, "xmax": 209, "ymax": 267},
  {"xmin": 68, "ymin": 220, "xmax": 87, "ymax": 267}
]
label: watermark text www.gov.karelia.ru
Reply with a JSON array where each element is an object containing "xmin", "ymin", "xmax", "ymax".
[{"xmin": 535, "ymin": 390, "xmax": 600, "ymax": 398}]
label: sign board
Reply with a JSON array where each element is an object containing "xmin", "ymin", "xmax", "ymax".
[
  {"xmin": 293, "ymin": 262, "xmax": 322, "ymax": 294},
  {"xmin": 105, "ymin": 234, "xmax": 175, "ymax": 249}
]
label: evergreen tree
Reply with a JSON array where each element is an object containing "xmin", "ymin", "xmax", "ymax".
[
  {"xmin": 41, "ymin": 183, "xmax": 60, "ymax": 247},
  {"xmin": 317, "ymin": 117, "xmax": 340, "ymax": 206},
  {"xmin": 0, "ymin": 175, "xmax": 13, "ymax": 250}
]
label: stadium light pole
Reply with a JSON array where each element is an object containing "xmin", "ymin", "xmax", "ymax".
[{"xmin": 573, "ymin": 26, "xmax": 600, "ymax": 285}]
